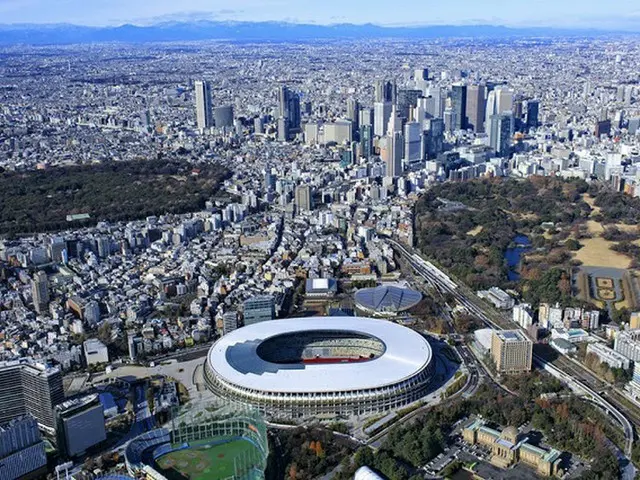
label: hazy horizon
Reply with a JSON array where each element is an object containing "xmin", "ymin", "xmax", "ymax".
[{"xmin": 1, "ymin": 0, "xmax": 639, "ymax": 31}]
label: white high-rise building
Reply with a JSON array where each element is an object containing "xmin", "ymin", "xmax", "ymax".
[
  {"xmin": 374, "ymin": 101, "xmax": 392, "ymax": 137},
  {"xmin": 403, "ymin": 122, "xmax": 422, "ymax": 165},
  {"xmin": 194, "ymin": 80, "xmax": 213, "ymax": 130}
]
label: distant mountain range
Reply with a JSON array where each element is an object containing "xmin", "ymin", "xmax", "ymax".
[{"xmin": 0, "ymin": 21, "xmax": 633, "ymax": 45}]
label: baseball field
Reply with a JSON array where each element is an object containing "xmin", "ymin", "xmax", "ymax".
[{"xmin": 155, "ymin": 438, "xmax": 260, "ymax": 480}]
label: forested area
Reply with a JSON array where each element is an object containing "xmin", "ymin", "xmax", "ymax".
[
  {"xmin": 414, "ymin": 177, "xmax": 592, "ymax": 299},
  {"xmin": 0, "ymin": 159, "xmax": 229, "ymax": 236},
  {"xmin": 333, "ymin": 372, "xmax": 621, "ymax": 480},
  {"xmin": 591, "ymin": 186, "xmax": 640, "ymax": 224}
]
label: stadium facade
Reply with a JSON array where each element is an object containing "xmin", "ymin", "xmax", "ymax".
[{"xmin": 204, "ymin": 317, "xmax": 434, "ymax": 417}]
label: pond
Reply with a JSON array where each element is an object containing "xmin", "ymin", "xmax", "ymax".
[{"xmin": 504, "ymin": 234, "xmax": 532, "ymax": 281}]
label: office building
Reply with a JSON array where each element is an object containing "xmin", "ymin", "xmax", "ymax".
[
  {"xmin": 0, "ymin": 359, "xmax": 64, "ymax": 432},
  {"xmin": 385, "ymin": 131, "xmax": 404, "ymax": 178},
  {"xmin": 414, "ymin": 68, "xmax": 429, "ymax": 82},
  {"xmin": 0, "ymin": 416, "xmax": 48, "ymax": 480},
  {"xmin": 360, "ymin": 124, "xmax": 374, "ymax": 159},
  {"xmin": 359, "ymin": 107, "xmax": 373, "ymax": 127},
  {"xmin": 423, "ymin": 118, "xmax": 444, "ymax": 159},
  {"xmin": 295, "ymin": 185, "xmax": 312, "ymax": 212},
  {"xmin": 595, "ymin": 119, "xmax": 611, "ymax": 137},
  {"xmin": 277, "ymin": 117, "xmax": 289, "ymax": 142},
  {"xmin": 277, "ymin": 85, "xmax": 301, "ymax": 139},
  {"xmin": 213, "ymin": 105, "xmax": 234, "ymax": 128},
  {"xmin": 466, "ymin": 84, "xmax": 486, "ymax": 133},
  {"xmin": 491, "ymin": 330, "xmax": 533, "ymax": 374},
  {"xmin": 243, "ymin": 295, "xmax": 276, "ymax": 326},
  {"xmin": 83, "ymin": 338, "xmax": 109, "ymax": 366},
  {"xmin": 31, "ymin": 271, "xmax": 49, "ymax": 314},
  {"xmin": 396, "ymin": 89, "xmax": 422, "ymax": 120},
  {"xmin": 324, "ymin": 120, "xmax": 353, "ymax": 144},
  {"xmin": 451, "ymin": 83, "xmax": 467, "ymax": 131},
  {"xmin": 346, "ymin": 97, "xmax": 360, "ymax": 135},
  {"xmin": 374, "ymin": 79, "xmax": 395, "ymax": 103},
  {"xmin": 524, "ymin": 100, "xmax": 539, "ymax": 130},
  {"xmin": 513, "ymin": 303, "xmax": 533, "ymax": 329},
  {"xmin": 485, "ymin": 87, "xmax": 514, "ymax": 126},
  {"xmin": 425, "ymin": 87, "xmax": 444, "ymax": 118},
  {"xmin": 614, "ymin": 329, "xmax": 640, "ymax": 361},
  {"xmin": 55, "ymin": 395, "xmax": 107, "ymax": 459},
  {"xmin": 222, "ymin": 311, "xmax": 238, "ymax": 336},
  {"xmin": 403, "ymin": 121, "xmax": 422, "ymax": 165},
  {"xmin": 490, "ymin": 113, "xmax": 513, "ymax": 157},
  {"xmin": 194, "ymin": 80, "xmax": 213, "ymax": 130},
  {"xmin": 374, "ymin": 101, "xmax": 392, "ymax": 137}
]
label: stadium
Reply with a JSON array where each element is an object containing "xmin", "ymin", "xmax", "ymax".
[
  {"xmin": 125, "ymin": 403, "xmax": 268, "ymax": 480},
  {"xmin": 354, "ymin": 285, "xmax": 422, "ymax": 317},
  {"xmin": 204, "ymin": 317, "xmax": 435, "ymax": 417}
]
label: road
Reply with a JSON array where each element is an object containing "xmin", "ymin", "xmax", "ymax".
[{"xmin": 386, "ymin": 237, "xmax": 635, "ymax": 460}]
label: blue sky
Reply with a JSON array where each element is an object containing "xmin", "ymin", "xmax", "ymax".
[{"xmin": 1, "ymin": 0, "xmax": 639, "ymax": 29}]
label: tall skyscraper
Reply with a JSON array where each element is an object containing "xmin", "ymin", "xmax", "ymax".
[
  {"xmin": 414, "ymin": 68, "xmax": 429, "ymax": 82},
  {"xmin": 374, "ymin": 101, "xmax": 392, "ymax": 137},
  {"xmin": 396, "ymin": 89, "xmax": 422, "ymax": 120},
  {"xmin": 277, "ymin": 85, "xmax": 301, "ymax": 140},
  {"xmin": 524, "ymin": 100, "xmax": 540, "ymax": 130},
  {"xmin": 0, "ymin": 360, "xmax": 64, "ymax": 432},
  {"xmin": 346, "ymin": 97, "xmax": 360, "ymax": 136},
  {"xmin": 359, "ymin": 107, "xmax": 374, "ymax": 127},
  {"xmin": 360, "ymin": 124, "xmax": 374, "ymax": 159},
  {"xmin": 31, "ymin": 271, "xmax": 49, "ymax": 314},
  {"xmin": 490, "ymin": 113, "xmax": 514, "ymax": 158},
  {"xmin": 385, "ymin": 132, "xmax": 404, "ymax": 178},
  {"xmin": 194, "ymin": 80, "xmax": 213, "ymax": 130},
  {"xmin": 451, "ymin": 83, "xmax": 467, "ymax": 131},
  {"xmin": 213, "ymin": 105, "xmax": 234, "ymax": 128},
  {"xmin": 423, "ymin": 118, "xmax": 445, "ymax": 159},
  {"xmin": 295, "ymin": 185, "xmax": 312, "ymax": 212},
  {"xmin": 425, "ymin": 87, "xmax": 444, "ymax": 118},
  {"xmin": 404, "ymin": 122, "xmax": 422, "ymax": 165},
  {"xmin": 466, "ymin": 84, "xmax": 487, "ymax": 133},
  {"xmin": 374, "ymin": 80, "xmax": 395, "ymax": 103}
]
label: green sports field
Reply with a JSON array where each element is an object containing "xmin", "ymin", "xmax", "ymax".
[{"xmin": 155, "ymin": 439, "xmax": 260, "ymax": 480}]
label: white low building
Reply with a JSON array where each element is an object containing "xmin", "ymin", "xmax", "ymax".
[
  {"xmin": 83, "ymin": 339, "xmax": 109, "ymax": 366},
  {"xmin": 587, "ymin": 342, "xmax": 630, "ymax": 370}
]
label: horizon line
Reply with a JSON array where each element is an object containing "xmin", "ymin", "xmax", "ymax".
[{"xmin": 0, "ymin": 20, "xmax": 638, "ymax": 32}]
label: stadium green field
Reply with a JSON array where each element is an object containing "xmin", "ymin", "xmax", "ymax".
[{"xmin": 155, "ymin": 438, "xmax": 260, "ymax": 480}]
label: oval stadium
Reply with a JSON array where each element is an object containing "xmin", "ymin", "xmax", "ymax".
[{"xmin": 204, "ymin": 317, "xmax": 434, "ymax": 417}]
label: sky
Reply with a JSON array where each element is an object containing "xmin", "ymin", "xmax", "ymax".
[{"xmin": 1, "ymin": 0, "xmax": 639, "ymax": 30}]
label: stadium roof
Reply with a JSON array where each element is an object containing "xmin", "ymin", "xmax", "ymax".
[
  {"xmin": 354, "ymin": 285, "xmax": 422, "ymax": 313},
  {"xmin": 207, "ymin": 317, "xmax": 432, "ymax": 394}
]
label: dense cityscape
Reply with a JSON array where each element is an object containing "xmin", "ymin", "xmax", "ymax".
[{"xmin": 1, "ymin": 14, "xmax": 640, "ymax": 480}]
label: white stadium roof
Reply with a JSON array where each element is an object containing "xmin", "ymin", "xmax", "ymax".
[{"xmin": 207, "ymin": 317, "xmax": 432, "ymax": 394}]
